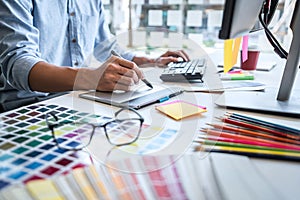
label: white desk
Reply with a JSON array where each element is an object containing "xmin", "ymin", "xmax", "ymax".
[{"xmin": 41, "ymin": 49, "xmax": 300, "ymax": 200}]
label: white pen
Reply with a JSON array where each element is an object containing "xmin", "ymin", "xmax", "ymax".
[{"xmin": 111, "ymin": 50, "xmax": 153, "ymax": 89}]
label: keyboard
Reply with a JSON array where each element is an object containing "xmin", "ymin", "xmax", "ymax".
[{"xmin": 160, "ymin": 58, "xmax": 206, "ymax": 82}]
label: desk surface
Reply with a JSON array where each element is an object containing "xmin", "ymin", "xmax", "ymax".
[
  {"xmin": 40, "ymin": 49, "xmax": 300, "ymax": 199},
  {"xmin": 1, "ymin": 48, "xmax": 299, "ymax": 199}
]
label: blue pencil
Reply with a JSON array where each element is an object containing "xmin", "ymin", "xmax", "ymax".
[{"xmin": 226, "ymin": 112, "xmax": 300, "ymax": 136}]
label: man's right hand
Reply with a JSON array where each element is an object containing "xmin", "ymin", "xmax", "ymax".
[
  {"xmin": 29, "ymin": 56, "xmax": 144, "ymax": 93},
  {"xmin": 80, "ymin": 56, "xmax": 144, "ymax": 91}
]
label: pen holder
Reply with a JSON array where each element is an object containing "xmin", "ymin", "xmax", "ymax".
[{"xmin": 240, "ymin": 50, "xmax": 260, "ymax": 71}]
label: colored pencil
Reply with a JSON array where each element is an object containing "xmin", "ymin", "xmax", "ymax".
[
  {"xmin": 206, "ymin": 123, "xmax": 300, "ymax": 145},
  {"xmin": 201, "ymin": 128, "xmax": 300, "ymax": 150},
  {"xmin": 195, "ymin": 112, "xmax": 300, "ymax": 161},
  {"xmin": 195, "ymin": 138, "xmax": 300, "ymax": 154},
  {"xmin": 220, "ymin": 117, "xmax": 299, "ymax": 140},
  {"xmin": 226, "ymin": 112, "xmax": 300, "ymax": 135},
  {"xmin": 197, "ymin": 134, "xmax": 300, "ymax": 151}
]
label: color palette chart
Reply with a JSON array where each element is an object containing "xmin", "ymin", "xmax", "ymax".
[
  {"xmin": 0, "ymin": 103, "xmax": 180, "ymax": 191},
  {"xmin": 0, "ymin": 104, "xmax": 95, "ymax": 190}
]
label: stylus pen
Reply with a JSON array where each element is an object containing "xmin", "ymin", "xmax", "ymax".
[{"xmin": 111, "ymin": 50, "xmax": 153, "ymax": 89}]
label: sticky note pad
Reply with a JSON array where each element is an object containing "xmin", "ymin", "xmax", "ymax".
[{"xmin": 155, "ymin": 100, "xmax": 206, "ymax": 120}]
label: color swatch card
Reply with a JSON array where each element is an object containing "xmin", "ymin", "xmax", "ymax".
[
  {"xmin": 155, "ymin": 100, "xmax": 206, "ymax": 120},
  {"xmin": 0, "ymin": 104, "xmax": 103, "ymax": 190},
  {"xmin": 119, "ymin": 124, "xmax": 179, "ymax": 155}
]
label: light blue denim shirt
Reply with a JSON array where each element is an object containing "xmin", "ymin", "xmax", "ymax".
[{"xmin": 0, "ymin": 0, "xmax": 135, "ymax": 92}]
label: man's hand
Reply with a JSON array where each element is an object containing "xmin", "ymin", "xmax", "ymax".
[
  {"xmin": 156, "ymin": 50, "xmax": 190, "ymax": 65},
  {"xmin": 90, "ymin": 56, "xmax": 143, "ymax": 91},
  {"xmin": 133, "ymin": 49, "xmax": 190, "ymax": 67},
  {"xmin": 29, "ymin": 50, "xmax": 188, "ymax": 93}
]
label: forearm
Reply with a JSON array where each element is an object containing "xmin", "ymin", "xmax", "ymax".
[
  {"xmin": 28, "ymin": 57, "xmax": 144, "ymax": 93},
  {"xmin": 132, "ymin": 56, "xmax": 155, "ymax": 66},
  {"xmin": 29, "ymin": 61, "xmax": 95, "ymax": 92}
]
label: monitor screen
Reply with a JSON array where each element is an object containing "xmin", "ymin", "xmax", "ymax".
[
  {"xmin": 218, "ymin": 0, "xmax": 265, "ymax": 39},
  {"xmin": 217, "ymin": 0, "xmax": 300, "ymax": 117}
]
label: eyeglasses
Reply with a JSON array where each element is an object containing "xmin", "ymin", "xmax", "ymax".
[{"xmin": 45, "ymin": 107, "xmax": 144, "ymax": 150}]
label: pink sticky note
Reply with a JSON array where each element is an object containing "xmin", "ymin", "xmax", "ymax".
[{"xmin": 242, "ymin": 36, "xmax": 249, "ymax": 62}]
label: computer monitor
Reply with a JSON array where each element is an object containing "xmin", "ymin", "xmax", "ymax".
[
  {"xmin": 215, "ymin": 0, "xmax": 300, "ymax": 117},
  {"xmin": 218, "ymin": 0, "xmax": 265, "ymax": 39}
]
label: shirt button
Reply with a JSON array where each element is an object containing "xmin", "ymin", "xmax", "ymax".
[
  {"xmin": 70, "ymin": 12, "xmax": 75, "ymax": 16},
  {"xmin": 74, "ymin": 62, "xmax": 79, "ymax": 66},
  {"xmin": 71, "ymin": 38, "xmax": 77, "ymax": 43}
]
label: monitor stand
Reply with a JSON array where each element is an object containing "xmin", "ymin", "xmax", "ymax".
[{"xmin": 215, "ymin": 88, "xmax": 300, "ymax": 117}]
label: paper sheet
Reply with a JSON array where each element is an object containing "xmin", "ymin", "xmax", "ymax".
[
  {"xmin": 148, "ymin": 10, "xmax": 163, "ymax": 26},
  {"xmin": 188, "ymin": 0, "xmax": 204, "ymax": 5},
  {"xmin": 149, "ymin": 0, "xmax": 163, "ymax": 4},
  {"xmin": 167, "ymin": 10, "xmax": 182, "ymax": 26},
  {"xmin": 186, "ymin": 10, "xmax": 203, "ymax": 27},
  {"xmin": 168, "ymin": 0, "xmax": 183, "ymax": 4},
  {"xmin": 207, "ymin": 10, "xmax": 223, "ymax": 27}
]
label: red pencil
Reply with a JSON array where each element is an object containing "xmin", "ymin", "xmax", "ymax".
[
  {"xmin": 207, "ymin": 123, "xmax": 300, "ymax": 145},
  {"xmin": 202, "ymin": 128, "xmax": 300, "ymax": 149}
]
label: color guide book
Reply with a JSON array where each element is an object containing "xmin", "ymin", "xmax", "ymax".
[
  {"xmin": 0, "ymin": 154, "xmax": 221, "ymax": 200},
  {"xmin": 195, "ymin": 112, "xmax": 300, "ymax": 161},
  {"xmin": 2, "ymin": 153, "xmax": 293, "ymax": 200},
  {"xmin": 0, "ymin": 156, "xmax": 211, "ymax": 200},
  {"xmin": 0, "ymin": 103, "xmax": 180, "ymax": 191},
  {"xmin": 0, "ymin": 104, "xmax": 95, "ymax": 190}
]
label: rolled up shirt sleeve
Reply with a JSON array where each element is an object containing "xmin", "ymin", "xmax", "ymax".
[
  {"xmin": 0, "ymin": 0, "xmax": 44, "ymax": 91},
  {"xmin": 1, "ymin": 0, "xmax": 136, "ymax": 92}
]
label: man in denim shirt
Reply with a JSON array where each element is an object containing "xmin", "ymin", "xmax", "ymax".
[{"xmin": 0, "ymin": 0, "xmax": 189, "ymax": 110}]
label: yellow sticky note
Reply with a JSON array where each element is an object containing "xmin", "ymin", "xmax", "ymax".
[
  {"xmin": 155, "ymin": 100, "xmax": 206, "ymax": 120},
  {"xmin": 232, "ymin": 37, "xmax": 242, "ymax": 66},
  {"xmin": 224, "ymin": 39, "xmax": 234, "ymax": 73},
  {"xmin": 224, "ymin": 38, "xmax": 242, "ymax": 73}
]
